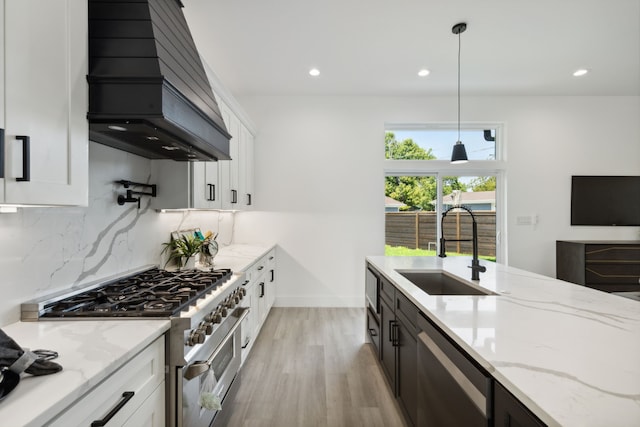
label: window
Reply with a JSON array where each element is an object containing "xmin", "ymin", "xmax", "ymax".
[{"xmin": 384, "ymin": 125, "xmax": 505, "ymax": 263}]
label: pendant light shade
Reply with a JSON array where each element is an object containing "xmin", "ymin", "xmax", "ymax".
[
  {"xmin": 451, "ymin": 141, "xmax": 468, "ymax": 163},
  {"xmin": 450, "ymin": 22, "xmax": 468, "ymax": 164}
]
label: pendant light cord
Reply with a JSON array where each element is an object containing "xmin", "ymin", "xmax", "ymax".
[{"xmin": 457, "ymin": 29, "xmax": 461, "ymax": 143}]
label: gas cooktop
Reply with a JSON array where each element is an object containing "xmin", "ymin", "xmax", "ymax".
[{"xmin": 36, "ymin": 268, "xmax": 232, "ymax": 318}]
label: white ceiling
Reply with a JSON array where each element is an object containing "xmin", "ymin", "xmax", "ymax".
[{"xmin": 183, "ymin": 0, "xmax": 640, "ymax": 97}]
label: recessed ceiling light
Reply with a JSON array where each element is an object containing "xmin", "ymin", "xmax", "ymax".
[
  {"xmin": 108, "ymin": 125, "xmax": 128, "ymax": 131},
  {"xmin": 418, "ymin": 69, "xmax": 430, "ymax": 77},
  {"xmin": 309, "ymin": 68, "xmax": 320, "ymax": 77},
  {"xmin": 162, "ymin": 146, "xmax": 179, "ymax": 151},
  {"xmin": 573, "ymin": 69, "xmax": 589, "ymax": 77},
  {"xmin": 146, "ymin": 136, "xmax": 160, "ymax": 141}
]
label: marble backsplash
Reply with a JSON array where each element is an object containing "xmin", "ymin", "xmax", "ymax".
[{"xmin": 0, "ymin": 143, "xmax": 237, "ymax": 326}]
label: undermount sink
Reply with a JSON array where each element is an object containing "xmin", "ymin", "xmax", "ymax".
[{"xmin": 396, "ymin": 270, "xmax": 497, "ymax": 296}]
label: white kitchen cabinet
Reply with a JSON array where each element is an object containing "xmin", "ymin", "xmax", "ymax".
[
  {"xmin": 240, "ymin": 248, "xmax": 277, "ymax": 363},
  {"xmin": 218, "ymin": 100, "xmax": 240, "ymax": 209},
  {"xmin": 150, "ymin": 160, "xmax": 221, "ymax": 210},
  {"xmin": 48, "ymin": 336, "xmax": 165, "ymax": 427},
  {"xmin": 1, "ymin": 0, "xmax": 88, "ymax": 206}
]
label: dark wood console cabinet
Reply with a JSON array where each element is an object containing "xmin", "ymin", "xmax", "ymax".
[{"xmin": 556, "ymin": 240, "xmax": 640, "ymax": 292}]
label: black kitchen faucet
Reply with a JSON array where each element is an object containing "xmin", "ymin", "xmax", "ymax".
[{"xmin": 438, "ymin": 205, "xmax": 487, "ymax": 281}]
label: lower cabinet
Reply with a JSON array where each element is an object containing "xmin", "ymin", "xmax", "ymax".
[
  {"xmin": 378, "ymin": 277, "xmax": 419, "ymax": 426},
  {"xmin": 366, "ymin": 263, "xmax": 547, "ymax": 427},
  {"xmin": 49, "ymin": 336, "xmax": 165, "ymax": 427},
  {"xmin": 240, "ymin": 247, "xmax": 277, "ymax": 363},
  {"xmin": 494, "ymin": 382, "xmax": 546, "ymax": 427}
]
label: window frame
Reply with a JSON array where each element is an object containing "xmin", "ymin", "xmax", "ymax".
[{"xmin": 384, "ymin": 122, "xmax": 507, "ymax": 263}]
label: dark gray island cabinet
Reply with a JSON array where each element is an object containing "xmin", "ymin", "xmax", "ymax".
[{"xmin": 365, "ymin": 262, "xmax": 546, "ymax": 427}]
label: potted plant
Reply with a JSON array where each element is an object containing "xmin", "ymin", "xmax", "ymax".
[{"xmin": 161, "ymin": 234, "xmax": 203, "ymax": 269}]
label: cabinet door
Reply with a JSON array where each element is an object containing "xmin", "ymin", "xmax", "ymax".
[
  {"xmin": 4, "ymin": 0, "xmax": 88, "ymax": 206},
  {"xmin": 379, "ymin": 297, "xmax": 396, "ymax": 393},
  {"xmin": 494, "ymin": 382, "xmax": 545, "ymax": 427},
  {"xmin": 266, "ymin": 255, "xmax": 276, "ymax": 310},
  {"xmin": 192, "ymin": 161, "xmax": 221, "ymax": 209},
  {"xmin": 0, "ymin": 0, "xmax": 4, "ymax": 202},
  {"xmin": 244, "ymin": 128, "xmax": 255, "ymax": 208},
  {"xmin": 122, "ymin": 384, "xmax": 165, "ymax": 427},
  {"xmin": 397, "ymin": 318, "xmax": 417, "ymax": 426},
  {"xmin": 217, "ymin": 101, "xmax": 239, "ymax": 209}
]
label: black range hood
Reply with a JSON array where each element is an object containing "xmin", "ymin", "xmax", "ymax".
[{"xmin": 88, "ymin": 0, "xmax": 231, "ymax": 161}]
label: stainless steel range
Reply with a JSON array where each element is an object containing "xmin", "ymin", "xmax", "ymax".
[{"xmin": 21, "ymin": 266, "xmax": 248, "ymax": 427}]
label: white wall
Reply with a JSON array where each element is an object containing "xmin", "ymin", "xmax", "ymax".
[
  {"xmin": 0, "ymin": 143, "xmax": 237, "ymax": 326},
  {"xmin": 234, "ymin": 95, "xmax": 640, "ymax": 307}
]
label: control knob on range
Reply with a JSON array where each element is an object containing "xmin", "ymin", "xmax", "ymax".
[
  {"xmin": 220, "ymin": 306, "xmax": 228, "ymax": 317},
  {"xmin": 187, "ymin": 329, "xmax": 205, "ymax": 346},
  {"xmin": 201, "ymin": 321, "xmax": 213, "ymax": 335}
]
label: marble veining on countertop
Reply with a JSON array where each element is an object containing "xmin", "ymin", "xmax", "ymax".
[
  {"xmin": 0, "ymin": 320, "xmax": 170, "ymax": 427},
  {"xmin": 366, "ymin": 255, "xmax": 640, "ymax": 427}
]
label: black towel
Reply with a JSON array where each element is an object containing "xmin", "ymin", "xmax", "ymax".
[{"xmin": 0, "ymin": 329, "xmax": 62, "ymax": 376}]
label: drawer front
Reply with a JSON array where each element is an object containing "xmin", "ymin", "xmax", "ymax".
[
  {"xmin": 49, "ymin": 336, "xmax": 165, "ymax": 427},
  {"xmin": 585, "ymin": 245, "xmax": 640, "ymax": 261},
  {"xmin": 585, "ymin": 263, "xmax": 640, "ymax": 284},
  {"xmin": 396, "ymin": 291, "xmax": 418, "ymax": 330},
  {"xmin": 380, "ymin": 276, "xmax": 395, "ymax": 306},
  {"xmin": 366, "ymin": 306, "xmax": 380, "ymax": 355}
]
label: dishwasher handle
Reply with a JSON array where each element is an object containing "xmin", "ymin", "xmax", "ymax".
[{"xmin": 417, "ymin": 330, "xmax": 487, "ymax": 417}]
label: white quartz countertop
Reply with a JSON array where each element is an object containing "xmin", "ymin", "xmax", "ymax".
[
  {"xmin": 214, "ymin": 243, "xmax": 276, "ymax": 272},
  {"xmin": 0, "ymin": 319, "xmax": 170, "ymax": 427},
  {"xmin": 366, "ymin": 256, "xmax": 640, "ymax": 427}
]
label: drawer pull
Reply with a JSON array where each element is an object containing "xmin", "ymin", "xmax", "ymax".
[
  {"xmin": 368, "ymin": 328, "xmax": 378, "ymax": 337},
  {"xmin": 91, "ymin": 391, "xmax": 134, "ymax": 427},
  {"xmin": 16, "ymin": 135, "xmax": 30, "ymax": 182}
]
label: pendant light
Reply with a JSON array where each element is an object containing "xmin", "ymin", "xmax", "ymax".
[{"xmin": 450, "ymin": 22, "xmax": 468, "ymax": 164}]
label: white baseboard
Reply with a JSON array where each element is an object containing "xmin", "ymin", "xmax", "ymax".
[{"xmin": 273, "ymin": 296, "xmax": 364, "ymax": 308}]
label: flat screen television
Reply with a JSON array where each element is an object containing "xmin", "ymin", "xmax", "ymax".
[{"xmin": 571, "ymin": 176, "xmax": 640, "ymax": 226}]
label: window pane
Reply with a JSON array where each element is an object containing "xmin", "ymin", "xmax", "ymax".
[
  {"xmin": 386, "ymin": 129, "xmax": 496, "ymax": 160},
  {"xmin": 440, "ymin": 176, "xmax": 496, "ymax": 261},
  {"xmin": 385, "ymin": 175, "xmax": 438, "ymax": 255},
  {"xmin": 385, "ymin": 174, "xmax": 497, "ymax": 261}
]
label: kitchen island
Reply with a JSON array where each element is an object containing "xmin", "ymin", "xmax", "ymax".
[{"xmin": 366, "ymin": 256, "xmax": 640, "ymax": 427}]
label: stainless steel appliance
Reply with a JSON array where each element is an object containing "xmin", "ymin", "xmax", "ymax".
[
  {"xmin": 21, "ymin": 266, "xmax": 248, "ymax": 427},
  {"xmin": 416, "ymin": 312, "xmax": 491, "ymax": 426}
]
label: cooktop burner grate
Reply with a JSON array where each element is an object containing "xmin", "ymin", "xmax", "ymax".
[{"xmin": 41, "ymin": 268, "xmax": 232, "ymax": 318}]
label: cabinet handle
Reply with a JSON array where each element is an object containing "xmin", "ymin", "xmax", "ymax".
[
  {"xmin": 231, "ymin": 189, "xmax": 237, "ymax": 204},
  {"xmin": 247, "ymin": 193, "xmax": 252, "ymax": 205},
  {"xmin": 388, "ymin": 320, "xmax": 395, "ymax": 343},
  {"xmin": 391, "ymin": 321, "xmax": 399, "ymax": 347},
  {"xmin": 257, "ymin": 265, "xmax": 264, "ymax": 271},
  {"xmin": 368, "ymin": 328, "xmax": 378, "ymax": 337},
  {"xmin": 0, "ymin": 129, "xmax": 4, "ymax": 178},
  {"xmin": 16, "ymin": 135, "xmax": 30, "ymax": 182},
  {"xmin": 259, "ymin": 282, "xmax": 265, "ymax": 297},
  {"xmin": 207, "ymin": 184, "xmax": 215, "ymax": 201},
  {"xmin": 91, "ymin": 391, "xmax": 135, "ymax": 427},
  {"xmin": 270, "ymin": 269, "xmax": 274, "ymax": 282}
]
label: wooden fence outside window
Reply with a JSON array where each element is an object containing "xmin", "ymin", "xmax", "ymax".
[{"xmin": 385, "ymin": 211, "xmax": 496, "ymax": 257}]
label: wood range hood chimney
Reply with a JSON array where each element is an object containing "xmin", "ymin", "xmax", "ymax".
[{"xmin": 87, "ymin": 0, "xmax": 231, "ymax": 161}]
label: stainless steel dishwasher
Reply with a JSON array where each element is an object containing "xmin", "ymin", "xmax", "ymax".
[{"xmin": 416, "ymin": 312, "xmax": 492, "ymax": 426}]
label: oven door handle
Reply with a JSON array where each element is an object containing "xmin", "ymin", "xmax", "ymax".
[{"xmin": 183, "ymin": 307, "xmax": 249, "ymax": 381}]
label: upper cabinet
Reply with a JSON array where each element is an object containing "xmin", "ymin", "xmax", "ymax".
[
  {"xmin": 1, "ymin": 0, "xmax": 88, "ymax": 206},
  {"xmin": 217, "ymin": 100, "xmax": 254, "ymax": 210},
  {"xmin": 151, "ymin": 86, "xmax": 255, "ymax": 211}
]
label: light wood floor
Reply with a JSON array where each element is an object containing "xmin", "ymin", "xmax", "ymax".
[{"xmin": 219, "ymin": 307, "xmax": 408, "ymax": 427}]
